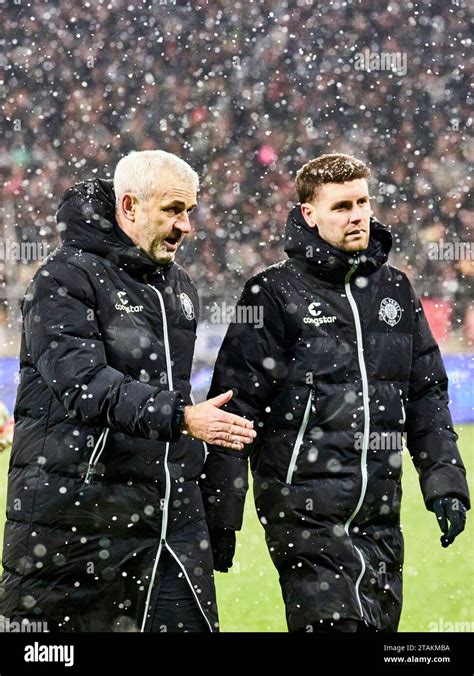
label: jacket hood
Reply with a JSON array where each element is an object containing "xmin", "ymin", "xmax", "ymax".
[
  {"xmin": 56, "ymin": 178, "xmax": 168, "ymax": 279},
  {"xmin": 284, "ymin": 204, "xmax": 392, "ymax": 283}
]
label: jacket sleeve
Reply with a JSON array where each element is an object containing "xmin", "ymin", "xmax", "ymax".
[
  {"xmin": 200, "ymin": 278, "xmax": 287, "ymax": 530},
  {"xmin": 405, "ymin": 284, "xmax": 470, "ymax": 511},
  {"xmin": 23, "ymin": 261, "xmax": 182, "ymax": 441}
]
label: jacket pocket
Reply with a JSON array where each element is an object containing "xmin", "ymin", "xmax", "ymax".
[
  {"xmin": 84, "ymin": 428, "xmax": 110, "ymax": 484},
  {"xmin": 285, "ymin": 390, "xmax": 315, "ymax": 485}
]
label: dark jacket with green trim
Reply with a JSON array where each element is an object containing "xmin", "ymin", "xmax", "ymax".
[
  {"xmin": 0, "ymin": 179, "xmax": 218, "ymax": 632},
  {"xmin": 201, "ymin": 205, "xmax": 469, "ymax": 632}
]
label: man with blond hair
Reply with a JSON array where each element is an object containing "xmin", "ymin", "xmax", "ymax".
[
  {"xmin": 0, "ymin": 150, "xmax": 255, "ymax": 632},
  {"xmin": 202, "ymin": 153, "xmax": 469, "ymax": 632}
]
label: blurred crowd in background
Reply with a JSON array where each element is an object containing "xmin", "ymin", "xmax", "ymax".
[{"xmin": 1, "ymin": 0, "xmax": 472, "ymax": 365}]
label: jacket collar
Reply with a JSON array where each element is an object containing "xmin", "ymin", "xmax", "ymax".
[{"xmin": 283, "ymin": 204, "xmax": 392, "ymax": 283}]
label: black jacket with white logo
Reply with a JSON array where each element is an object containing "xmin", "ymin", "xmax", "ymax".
[
  {"xmin": 201, "ymin": 205, "xmax": 470, "ymax": 632},
  {"xmin": 0, "ymin": 179, "xmax": 218, "ymax": 632}
]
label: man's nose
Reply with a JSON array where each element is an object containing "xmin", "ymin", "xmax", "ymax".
[
  {"xmin": 349, "ymin": 205, "xmax": 363, "ymax": 222},
  {"xmin": 174, "ymin": 211, "xmax": 192, "ymax": 233}
]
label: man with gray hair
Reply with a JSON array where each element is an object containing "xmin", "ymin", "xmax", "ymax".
[{"xmin": 0, "ymin": 150, "xmax": 255, "ymax": 632}]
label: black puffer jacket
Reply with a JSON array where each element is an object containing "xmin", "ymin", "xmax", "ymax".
[
  {"xmin": 0, "ymin": 179, "xmax": 218, "ymax": 632},
  {"xmin": 201, "ymin": 205, "xmax": 470, "ymax": 632}
]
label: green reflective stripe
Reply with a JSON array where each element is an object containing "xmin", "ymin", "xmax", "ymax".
[{"xmin": 286, "ymin": 390, "xmax": 314, "ymax": 485}]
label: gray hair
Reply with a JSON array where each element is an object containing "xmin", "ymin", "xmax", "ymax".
[{"xmin": 113, "ymin": 150, "xmax": 199, "ymax": 206}]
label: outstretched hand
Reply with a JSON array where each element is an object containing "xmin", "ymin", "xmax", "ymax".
[
  {"xmin": 183, "ymin": 390, "xmax": 256, "ymax": 451},
  {"xmin": 433, "ymin": 496, "xmax": 467, "ymax": 548}
]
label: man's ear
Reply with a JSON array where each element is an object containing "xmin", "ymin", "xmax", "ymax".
[
  {"xmin": 119, "ymin": 193, "xmax": 138, "ymax": 222},
  {"xmin": 300, "ymin": 203, "xmax": 318, "ymax": 229}
]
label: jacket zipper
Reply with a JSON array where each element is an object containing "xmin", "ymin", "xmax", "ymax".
[
  {"xmin": 164, "ymin": 543, "xmax": 212, "ymax": 631},
  {"xmin": 84, "ymin": 428, "xmax": 110, "ymax": 484},
  {"xmin": 140, "ymin": 283, "xmax": 212, "ymax": 633},
  {"xmin": 399, "ymin": 389, "xmax": 406, "ymax": 427},
  {"xmin": 343, "ymin": 258, "xmax": 369, "ymax": 620},
  {"xmin": 286, "ymin": 390, "xmax": 314, "ymax": 484}
]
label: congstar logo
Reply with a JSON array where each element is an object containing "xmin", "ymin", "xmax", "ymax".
[
  {"xmin": 304, "ymin": 301, "xmax": 337, "ymax": 326},
  {"xmin": 115, "ymin": 291, "xmax": 144, "ymax": 314}
]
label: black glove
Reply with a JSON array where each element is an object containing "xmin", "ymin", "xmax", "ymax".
[
  {"xmin": 208, "ymin": 527, "xmax": 236, "ymax": 572},
  {"xmin": 433, "ymin": 496, "xmax": 467, "ymax": 548}
]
